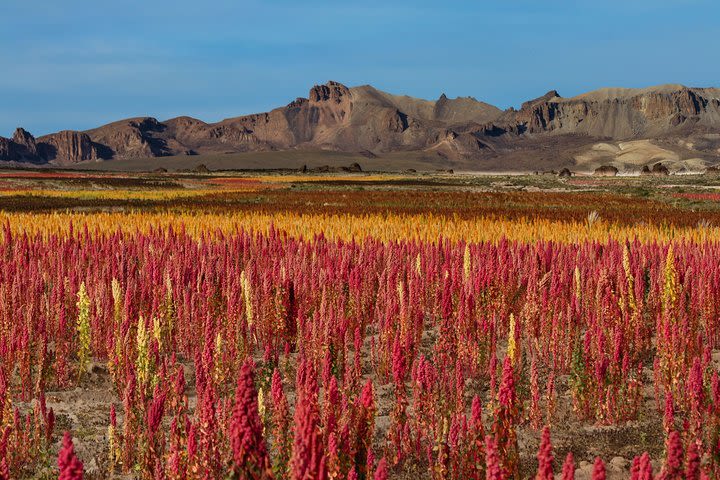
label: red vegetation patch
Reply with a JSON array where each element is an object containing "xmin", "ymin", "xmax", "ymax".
[
  {"xmin": 0, "ymin": 229, "xmax": 718, "ymax": 478},
  {"xmin": 672, "ymin": 192, "xmax": 720, "ymax": 202}
]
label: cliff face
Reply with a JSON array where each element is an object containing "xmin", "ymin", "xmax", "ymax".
[
  {"xmin": 504, "ymin": 85, "xmax": 720, "ymax": 138},
  {"xmin": 2, "ymin": 82, "xmax": 720, "ymax": 167},
  {"xmin": 37, "ymin": 131, "xmax": 98, "ymax": 164},
  {"xmin": 0, "ymin": 137, "xmax": 16, "ymax": 161}
]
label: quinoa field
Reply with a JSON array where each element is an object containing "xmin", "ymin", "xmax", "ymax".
[{"xmin": 2, "ymin": 171, "xmax": 720, "ymax": 479}]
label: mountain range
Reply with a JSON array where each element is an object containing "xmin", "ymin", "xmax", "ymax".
[{"xmin": 2, "ymin": 81, "xmax": 720, "ymax": 172}]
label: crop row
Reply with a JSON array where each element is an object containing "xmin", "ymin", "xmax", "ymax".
[{"xmin": 2, "ymin": 210, "xmax": 720, "ymax": 245}]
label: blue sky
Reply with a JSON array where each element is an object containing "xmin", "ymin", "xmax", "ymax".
[{"xmin": 1, "ymin": 0, "xmax": 718, "ymax": 136}]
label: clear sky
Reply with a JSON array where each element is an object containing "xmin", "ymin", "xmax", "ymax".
[{"xmin": 1, "ymin": 0, "xmax": 718, "ymax": 136}]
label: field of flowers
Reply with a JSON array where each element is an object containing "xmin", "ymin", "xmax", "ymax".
[{"xmin": 1, "ymin": 172, "xmax": 720, "ymax": 479}]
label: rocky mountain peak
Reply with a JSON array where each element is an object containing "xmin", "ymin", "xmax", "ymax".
[
  {"xmin": 129, "ymin": 117, "xmax": 164, "ymax": 133},
  {"xmin": 13, "ymin": 127, "xmax": 36, "ymax": 145},
  {"xmin": 11, "ymin": 127, "xmax": 38, "ymax": 156},
  {"xmin": 520, "ymin": 90, "xmax": 562, "ymax": 111},
  {"xmin": 309, "ymin": 81, "xmax": 350, "ymax": 103}
]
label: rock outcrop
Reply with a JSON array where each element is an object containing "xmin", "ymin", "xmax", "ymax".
[
  {"xmin": 0, "ymin": 128, "xmax": 99, "ymax": 164},
  {"xmin": 37, "ymin": 130, "xmax": 99, "ymax": 164},
  {"xmin": 12, "ymin": 128, "xmax": 38, "ymax": 157},
  {"xmin": 651, "ymin": 162, "xmax": 670, "ymax": 175},
  {"xmin": 0, "ymin": 128, "xmax": 40, "ymax": 161},
  {"xmin": 594, "ymin": 165, "xmax": 619, "ymax": 176},
  {"xmin": 0, "ymin": 137, "xmax": 15, "ymax": 161}
]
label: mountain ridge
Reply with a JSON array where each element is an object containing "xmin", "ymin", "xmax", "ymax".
[{"xmin": 2, "ymin": 81, "xmax": 720, "ymax": 171}]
